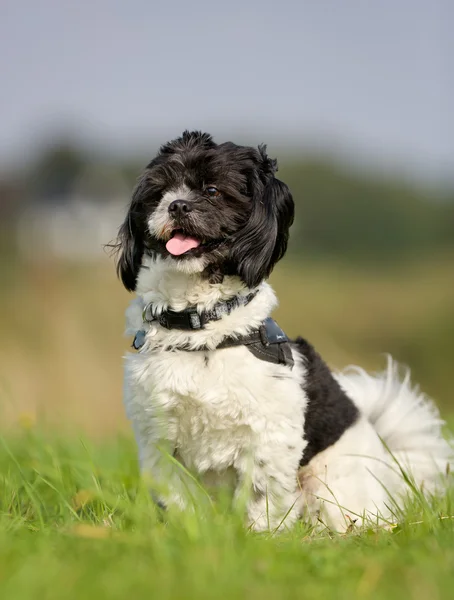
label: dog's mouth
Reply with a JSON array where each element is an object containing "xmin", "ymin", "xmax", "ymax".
[{"xmin": 165, "ymin": 229, "xmax": 222, "ymax": 257}]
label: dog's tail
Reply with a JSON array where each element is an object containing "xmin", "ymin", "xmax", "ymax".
[{"xmin": 335, "ymin": 357, "xmax": 453, "ymax": 493}]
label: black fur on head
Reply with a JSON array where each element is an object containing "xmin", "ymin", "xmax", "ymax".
[{"xmin": 115, "ymin": 131, "xmax": 294, "ymax": 291}]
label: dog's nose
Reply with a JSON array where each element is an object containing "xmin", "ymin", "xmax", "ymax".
[{"xmin": 168, "ymin": 199, "xmax": 192, "ymax": 216}]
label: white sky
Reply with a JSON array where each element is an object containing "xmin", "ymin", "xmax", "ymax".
[{"xmin": 1, "ymin": 0, "xmax": 453, "ymax": 182}]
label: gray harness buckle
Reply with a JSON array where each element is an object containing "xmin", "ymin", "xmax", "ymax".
[{"xmin": 133, "ymin": 330, "xmax": 147, "ymax": 350}]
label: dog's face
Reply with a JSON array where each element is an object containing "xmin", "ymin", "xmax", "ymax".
[{"xmin": 116, "ymin": 131, "xmax": 294, "ymax": 291}]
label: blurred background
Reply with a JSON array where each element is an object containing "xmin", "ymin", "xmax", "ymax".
[{"xmin": 1, "ymin": 0, "xmax": 453, "ymax": 434}]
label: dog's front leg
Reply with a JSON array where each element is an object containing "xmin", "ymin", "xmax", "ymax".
[
  {"xmin": 235, "ymin": 454, "xmax": 301, "ymax": 532},
  {"xmin": 130, "ymin": 420, "xmax": 190, "ymax": 511}
]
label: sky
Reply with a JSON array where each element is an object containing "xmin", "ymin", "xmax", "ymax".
[{"xmin": 1, "ymin": 0, "xmax": 453, "ymax": 183}]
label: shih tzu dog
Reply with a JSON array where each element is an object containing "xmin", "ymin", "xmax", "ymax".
[{"xmin": 115, "ymin": 131, "xmax": 452, "ymax": 531}]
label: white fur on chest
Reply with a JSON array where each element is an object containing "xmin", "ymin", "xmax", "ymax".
[{"xmin": 125, "ymin": 343, "xmax": 307, "ymax": 474}]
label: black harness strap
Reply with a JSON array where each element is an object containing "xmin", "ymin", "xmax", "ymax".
[
  {"xmin": 133, "ymin": 317, "xmax": 294, "ymax": 369},
  {"xmin": 214, "ymin": 318, "xmax": 294, "ymax": 368}
]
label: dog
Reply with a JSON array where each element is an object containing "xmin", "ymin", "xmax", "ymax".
[{"xmin": 115, "ymin": 130, "xmax": 452, "ymax": 531}]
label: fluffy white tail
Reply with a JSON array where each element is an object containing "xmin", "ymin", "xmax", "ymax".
[{"xmin": 335, "ymin": 357, "xmax": 453, "ymax": 493}]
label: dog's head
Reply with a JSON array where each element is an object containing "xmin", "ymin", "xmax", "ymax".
[{"xmin": 116, "ymin": 131, "xmax": 294, "ymax": 291}]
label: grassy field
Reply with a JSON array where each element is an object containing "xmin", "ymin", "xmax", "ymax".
[
  {"xmin": 1, "ymin": 254, "xmax": 453, "ymax": 598},
  {"xmin": 1, "ymin": 430, "xmax": 453, "ymax": 600}
]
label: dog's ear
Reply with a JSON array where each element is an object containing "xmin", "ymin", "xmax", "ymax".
[
  {"xmin": 115, "ymin": 177, "xmax": 147, "ymax": 292},
  {"xmin": 231, "ymin": 147, "xmax": 294, "ymax": 288}
]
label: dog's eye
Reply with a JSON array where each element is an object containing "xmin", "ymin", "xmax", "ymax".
[{"xmin": 205, "ymin": 186, "xmax": 220, "ymax": 198}]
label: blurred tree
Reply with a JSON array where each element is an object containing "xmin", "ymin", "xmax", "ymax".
[
  {"xmin": 279, "ymin": 159, "xmax": 454, "ymax": 262},
  {"xmin": 27, "ymin": 142, "xmax": 87, "ymax": 203}
]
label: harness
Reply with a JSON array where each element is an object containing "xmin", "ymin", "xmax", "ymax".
[{"xmin": 132, "ymin": 293, "xmax": 294, "ymax": 369}]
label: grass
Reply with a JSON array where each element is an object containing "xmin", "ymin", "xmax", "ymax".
[
  {"xmin": 1, "ymin": 430, "xmax": 453, "ymax": 600},
  {"xmin": 1, "ymin": 254, "xmax": 453, "ymax": 597}
]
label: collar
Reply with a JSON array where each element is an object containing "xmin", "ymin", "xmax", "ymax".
[{"xmin": 141, "ymin": 290, "xmax": 258, "ymax": 331}]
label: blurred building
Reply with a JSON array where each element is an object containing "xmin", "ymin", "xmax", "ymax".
[{"xmin": 16, "ymin": 162, "xmax": 130, "ymax": 261}]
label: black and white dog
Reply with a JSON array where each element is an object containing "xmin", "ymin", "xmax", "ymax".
[{"xmin": 116, "ymin": 131, "xmax": 452, "ymax": 531}]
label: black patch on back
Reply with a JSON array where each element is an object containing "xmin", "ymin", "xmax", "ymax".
[{"xmin": 293, "ymin": 337, "xmax": 359, "ymax": 466}]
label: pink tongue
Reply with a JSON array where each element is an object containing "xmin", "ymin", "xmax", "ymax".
[{"xmin": 166, "ymin": 232, "xmax": 201, "ymax": 256}]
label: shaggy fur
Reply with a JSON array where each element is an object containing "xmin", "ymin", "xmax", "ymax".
[{"xmin": 116, "ymin": 131, "xmax": 452, "ymax": 531}]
